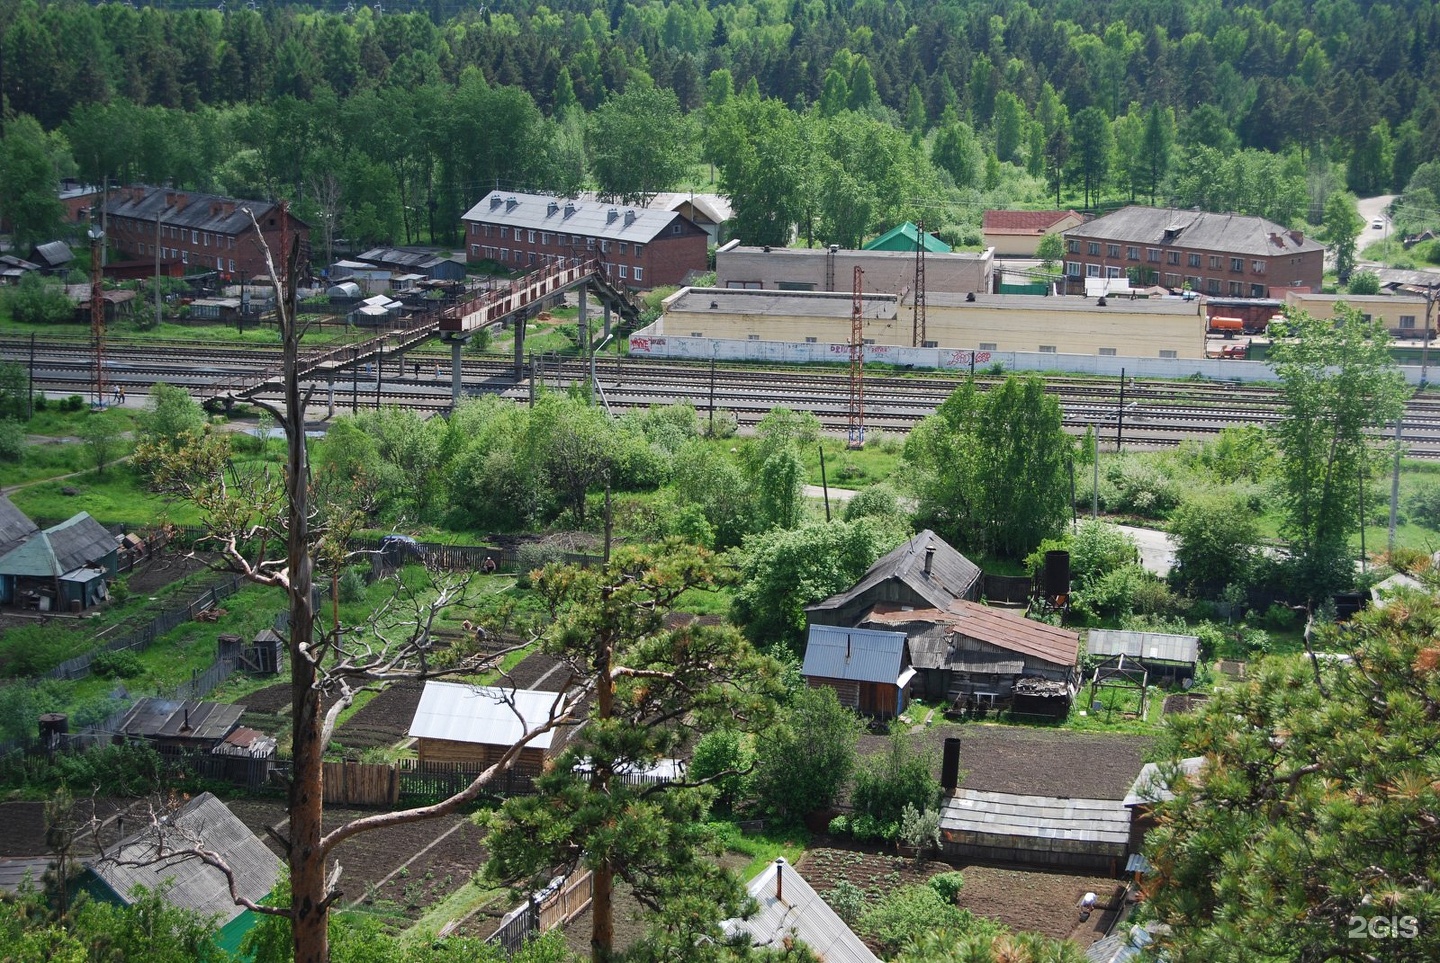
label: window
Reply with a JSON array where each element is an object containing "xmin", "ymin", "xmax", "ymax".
[
  {"xmin": 1159, "ymin": 350, "xmax": 1178, "ymax": 359},
  {"xmin": 1106, "ymin": 266, "xmax": 1121, "ymax": 278},
  {"xmin": 863, "ymin": 338, "xmax": 876, "ymax": 345},
  {"xmin": 923, "ymin": 340, "xmax": 938, "ymax": 348},
  {"xmin": 1250, "ymin": 284, "xmax": 1266, "ymax": 298},
  {"xmin": 1147, "ymin": 248, "xmax": 1161, "ymax": 262},
  {"xmin": 1039, "ymin": 345, "xmax": 1057, "ymax": 353},
  {"xmin": 1067, "ymin": 239, "xmax": 1079, "ymax": 253},
  {"xmin": 692, "ymin": 332, "xmax": 705, "ymax": 337},
  {"xmin": 805, "ymin": 337, "xmax": 817, "ymax": 343},
  {"xmin": 1401, "ymin": 315, "xmax": 1417, "ymax": 329},
  {"xmin": 1187, "ymin": 276, "xmax": 1201, "ymax": 290},
  {"xmin": 204, "ymin": 233, "xmax": 209, "ymax": 247},
  {"xmin": 1165, "ymin": 273, "xmax": 1180, "ymax": 287},
  {"xmin": 1209, "ymin": 255, "xmax": 1222, "ymax": 269},
  {"xmin": 1065, "ymin": 261, "xmax": 1081, "ymax": 277},
  {"xmin": 500, "ymin": 248, "xmax": 509, "ymax": 261},
  {"xmin": 633, "ymin": 267, "xmax": 642, "ymax": 282},
  {"xmin": 1166, "ymin": 251, "xmax": 1180, "ymax": 265},
  {"xmin": 979, "ymin": 342, "xmax": 997, "ymax": 351},
  {"xmin": 500, "ymin": 227, "xmax": 508, "ymax": 239},
  {"xmin": 181, "ymin": 250, "xmax": 188, "ymax": 263},
  {"xmin": 748, "ymin": 334, "xmax": 760, "ymax": 341},
  {"xmin": 1251, "ymin": 260, "xmax": 1264, "ymax": 274},
  {"xmin": 634, "ymin": 244, "xmax": 644, "ymax": 257},
  {"xmin": 1099, "ymin": 347, "xmax": 1117, "ymax": 356},
  {"xmin": 586, "ymin": 237, "xmax": 595, "ymax": 249},
  {"xmin": 1207, "ymin": 279, "xmax": 1221, "ymax": 294},
  {"xmin": 1126, "ymin": 246, "xmax": 1139, "ymax": 260},
  {"xmin": 1229, "ymin": 281, "xmax": 1243, "ymax": 296},
  {"xmin": 528, "ymin": 230, "xmax": 535, "ymax": 243},
  {"xmin": 1087, "ymin": 242, "xmax": 1100, "ymax": 256},
  {"xmin": 1188, "ymin": 253, "xmax": 1201, "ymax": 267},
  {"xmin": 228, "ymin": 259, "xmax": 235, "ymax": 272},
  {"xmin": 619, "ymin": 242, "xmax": 627, "ymax": 254},
  {"xmin": 671, "ymin": 223, "xmax": 682, "ymax": 234},
  {"xmin": 618, "ymin": 264, "xmax": 628, "ymax": 279},
  {"xmin": 1231, "ymin": 257, "xmax": 1244, "ymax": 272},
  {"xmin": 542, "ymin": 233, "xmax": 551, "ymax": 245},
  {"xmin": 484, "ymin": 225, "xmax": 492, "ymax": 237},
  {"xmin": 600, "ymin": 240, "xmax": 610, "ymax": 253},
  {"xmin": 528, "ymin": 253, "xmax": 536, "ymax": 264},
  {"xmin": 1107, "ymin": 244, "xmax": 1120, "ymax": 258},
  {"xmin": 1087, "ymin": 264, "xmax": 1101, "ymax": 277}
]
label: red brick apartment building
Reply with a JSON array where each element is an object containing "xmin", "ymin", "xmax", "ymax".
[
  {"xmin": 1061, "ymin": 206, "xmax": 1325, "ymax": 298},
  {"xmin": 102, "ymin": 186, "xmax": 310, "ymax": 279},
  {"xmin": 460, "ymin": 191, "xmax": 708, "ymax": 288}
]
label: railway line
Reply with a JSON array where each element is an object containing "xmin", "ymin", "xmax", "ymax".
[{"xmin": 9, "ymin": 337, "xmax": 1440, "ymax": 456}]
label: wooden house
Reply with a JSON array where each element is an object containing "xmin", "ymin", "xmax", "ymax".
[
  {"xmin": 407, "ymin": 681, "xmax": 566, "ymax": 775},
  {"xmin": 115, "ymin": 697, "xmax": 243, "ymax": 751},
  {"xmin": 0, "ymin": 511, "xmax": 116, "ymax": 610},
  {"xmin": 88, "ymin": 792, "xmax": 281, "ymax": 956},
  {"xmin": 799, "ymin": 625, "xmax": 914, "ymax": 718},
  {"xmin": 805, "ymin": 530, "xmax": 981, "ymax": 629},
  {"xmin": 863, "ymin": 600, "xmax": 1080, "ymax": 717}
]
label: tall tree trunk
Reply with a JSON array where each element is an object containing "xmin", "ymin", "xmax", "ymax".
[{"xmin": 591, "ymin": 629, "xmax": 614, "ymax": 963}]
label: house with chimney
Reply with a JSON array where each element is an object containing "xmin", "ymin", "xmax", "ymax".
[
  {"xmin": 102, "ymin": 186, "xmax": 310, "ymax": 280},
  {"xmin": 1061, "ymin": 205, "xmax": 1324, "ymax": 297},
  {"xmin": 724, "ymin": 857, "xmax": 879, "ymax": 962},
  {"xmin": 460, "ymin": 190, "xmax": 708, "ymax": 288},
  {"xmin": 805, "ymin": 530, "xmax": 982, "ymax": 630}
]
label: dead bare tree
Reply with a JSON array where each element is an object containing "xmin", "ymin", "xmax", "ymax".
[{"xmin": 140, "ymin": 212, "xmax": 585, "ymax": 963}]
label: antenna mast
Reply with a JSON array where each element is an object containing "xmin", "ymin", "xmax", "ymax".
[
  {"xmin": 912, "ymin": 219, "xmax": 926, "ymax": 347},
  {"xmin": 847, "ymin": 266, "xmax": 865, "ymax": 449}
]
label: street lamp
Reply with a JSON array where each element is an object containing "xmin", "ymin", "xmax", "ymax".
[{"xmin": 88, "ymin": 224, "xmax": 106, "ymax": 408}]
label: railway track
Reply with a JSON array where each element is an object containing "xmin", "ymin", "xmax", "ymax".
[{"xmin": 10, "ymin": 339, "xmax": 1440, "ymax": 456}]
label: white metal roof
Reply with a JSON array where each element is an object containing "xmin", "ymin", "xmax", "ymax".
[
  {"xmin": 461, "ymin": 190, "xmax": 694, "ymax": 244},
  {"xmin": 408, "ymin": 681, "xmax": 564, "ymax": 749},
  {"xmin": 1123, "ymin": 756, "xmax": 1206, "ymax": 808},
  {"xmin": 1086, "ymin": 629, "xmax": 1199, "ymax": 665},
  {"xmin": 724, "ymin": 858, "xmax": 879, "ymax": 963}
]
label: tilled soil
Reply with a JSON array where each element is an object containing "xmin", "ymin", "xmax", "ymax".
[{"xmin": 332, "ymin": 681, "xmax": 424, "ymax": 753}]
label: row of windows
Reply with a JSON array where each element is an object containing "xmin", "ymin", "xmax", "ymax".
[
  {"xmin": 469, "ymin": 245, "xmax": 644, "ymax": 281},
  {"xmin": 1069, "ymin": 239, "xmax": 1264, "ymax": 273},
  {"xmin": 1040, "ymin": 344, "xmax": 1177, "ymax": 358},
  {"xmin": 470, "ymin": 223, "xmax": 648, "ymax": 258},
  {"xmin": 117, "ymin": 219, "xmax": 238, "ymax": 251},
  {"xmin": 147, "ymin": 243, "xmax": 237, "ymax": 272},
  {"xmin": 1064, "ymin": 262, "xmax": 1267, "ymax": 297}
]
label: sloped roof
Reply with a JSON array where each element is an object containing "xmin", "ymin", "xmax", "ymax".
[
  {"xmin": 940, "ymin": 788, "xmax": 1130, "ymax": 853},
  {"xmin": 1086, "ymin": 629, "xmax": 1199, "ymax": 665},
  {"xmin": 806, "ymin": 530, "xmax": 981, "ymax": 617},
  {"xmin": 1065, "ymin": 205, "xmax": 1324, "ymax": 257},
  {"xmin": 983, "ymin": 209, "xmax": 1083, "ymax": 235},
  {"xmin": 801, "ymin": 625, "xmax": 907, "ymax": 683},
  {"xmin": 0, "ymin": 857, "xmax": 60, "ymax": 894},
  {"xmin": 461, "ymin": 190, "xmax": 699, "ymax": 245},
  {"xmin": 0, "ymin": 495, "xmax": 39, "ymax": 559},
  {"xmin": 865, "ymin": 600, "xmax": 1079, "ymax": 668},
  {"xmin": 103, "ymin": 186, "xmax": 307, "ymax": 235},
  {"xmin": 863, "ymin": 221, "xmax": 952, "ymax": 253},
  {"xmin": 91, "ymin": 792, "xmax": 280, "ymax": 926},
  {"xmin": 116, "ymin": 698, "xmax": 243, "ymax": 742},
  {"xmin": 30, "ymin": 241, "xmax": 74, "ymax": 267},
  {"xmin": 408, "ymin": 681, "xmax": 565, "ymax": 750},
  {"xmin": 1123, "ymin": 756, "xmax": 1206, "ymax": 808},
  {"xmin": 0, "ymin": 513, "xmax": 114, "ymax": 578},
  {"xmin": 355, "ymin": 247, "xmax": 457, "ymax": 271},
  {"xmin": 724, "ymin": 858, "xmax": 879, "ymax": 963}
]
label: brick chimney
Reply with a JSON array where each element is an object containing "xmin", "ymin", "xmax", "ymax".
[{"xmin": 1288, "ymin": 230, "xmax": 1304, "ymax": 244}]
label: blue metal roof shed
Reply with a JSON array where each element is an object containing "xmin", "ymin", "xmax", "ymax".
[{"xmin": 801, "ymin": 625, "xmax": 914, "ymax": 718}]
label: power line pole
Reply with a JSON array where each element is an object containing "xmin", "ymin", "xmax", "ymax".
[
  {"xmin": 912, "ymin": 219, "xmax": 926, "ymax": 347},
  {"xmin": 847, "ymin": 266, "xmax": 865, "ymax": 449}
]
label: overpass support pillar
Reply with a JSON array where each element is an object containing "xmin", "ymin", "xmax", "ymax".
[
  {"xmin": 577, "ymin": 282, "xmax": 589, "ymax": 360},
  {"xmin": 603, "ymin": 301, "xmax": 612, "ymax": 341},
  {"xmin": 513, "ymin": 315, "xmax": 526, "ymax": 381}
]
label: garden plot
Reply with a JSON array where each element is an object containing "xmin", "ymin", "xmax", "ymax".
[{"xmin": 331, "ymin": 681, "xmax": 424, "ymax": 753}]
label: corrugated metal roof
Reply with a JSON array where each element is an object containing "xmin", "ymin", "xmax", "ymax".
[
  {"xmin": 0, "ymin": 495, "xmax": 39, "ymax": 559},
  {"xmin": 460, "ymin": 190, "xmax": 697, "ymax": 244},
  {"xmin": 801, "ymin": 626, "xmax": 907, "ymax": 684},
  {"xmin": 116, "ymin": 698, "xmax": 242, "ymax": 742},
  {"xmin": 724, "ymin": 858, "xmax": 879, "ymax": 963},
  {"xmin": 91, "ymin": 793, "xmax": 280, "ymax": 926},
  {"xmin": 0, "ymin": 857, "xmax": 59, "ymax": 894},
  {"xmin": 807, "ymin": 530, "xmax": 981, "ymax": 616},
  {"xmin": 102, "ymin": 186, "xmax": 306, "ymax": 235},
  {"xmin": 1086, "ymin": 629, "xmax": 1199, "ymax": 665},
  {"xmin": 983, "ymin": 209, "xmax": 1083, "ymax": 234},
  {"xmin": 866, "ymin": 600, "xmax": 1079, "ymax": 668},
  {"xmin": 940, "ymin": 788, "xmax": 1131, "ymax": 849},
  {"xmin": 1066, "ymin": 205, "xmax": 1325, "ymax": 257},
  {"xmin": 864, "ymin": 221, "xmax": 952, "ymax": 253},
  {"xmin": 31, "ymin": 241, "xmax": 74, "ymax": 267},
  {"xmin": 1123, "ymin": 757, "xmax": 1206, "ymax": 808},
  {"xmin": 408, "ymin": 682, "xmax": 564, "ymax": 749},
  {"xmin": 47, "ymin": 513, "xmax": 116, "ymax": 572}
]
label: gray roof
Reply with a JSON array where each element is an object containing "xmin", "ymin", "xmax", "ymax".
[
  {"xmin": 461, "ymin": 190, "xmax": 700, "ymax": 244},
  {"xmin": 724, "ymin": 858, "xmax": 879, "ymax": 963},
  {"xmin": 801, "ymin": 626, "xmax": 908, "ymax": 684},
  {"xmin": 103, "ymin": 186, "xmax": 306, "ymax": 235},
  {"xmin": 940, "ymin": 788, "xmax": 1131, "ymax": 854},
  {"xmin": 0, "ymin": 512, "xmax": 114, "ymax": 578},
  {"xmin": 116, "ymin": 698, "xmax": 243, "ymax": 742},
  {"xmin": 0, "ymin": 856, "xmax": 58, "ymax": 894},
  {"xmin": 1066, "ymin": 205, "xmax": 1325, "ymax": 257},
  {"xmin": 91, "ymin": 793, "xmax": 280, "ymax": 926},
  {"xmin": 1086, "ymin": 923, "xmax": 1169, "ymax": 963},
  {"xmin": 1123, "ymin": 757, "xmax": 1206, "ymax": 808},
  {"xmin": 667, "ymin": 287, "xmax": 899, "ymax": 320},
  {"xmin": 1086, "ymin": 629, "xmax": 1199, "ymax": 665},
  {"xmin": 30, "ymin": 241, "xmax": 74, "ymax": 267},
  {"xmin": 807, "ymin": 530, "xmax": 981, "ymax": 616},
  {"xmin": 354, "ymin": 247, "xmax": 460, "ymax": 271},
  {"xmin": 408, "ymin": 681, "xmax": 565, "ymax": 750},
  {"xmin": 0, "ymin": 495, "xmax": 39, "ymax": 558}
]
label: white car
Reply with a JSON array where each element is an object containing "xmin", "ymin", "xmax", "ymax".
[{"xmin": 1372, "ymin": 218, "xmax": 1386, "ymax": 230}]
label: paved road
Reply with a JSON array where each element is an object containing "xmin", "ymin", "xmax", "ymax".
[{"xmin": 1115, "ymin": 524, "xmax": 1177, "ymax": 578}]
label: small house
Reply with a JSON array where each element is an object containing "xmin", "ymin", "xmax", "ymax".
[
  {"xmin": 0, "ymin": 511, "xmax": 117, "ymax": 610},
  {"xmin": 864, "ymin": 221, "xmax": 952, "ymax": 253},
  {"xmin": 29, "ymin": 241, "xmax": 74, "ymax": 274},
  {"xmin": 115, "ymin": 697, "xmax": 243, "ymax": 751},
  {"xmin": 0, "ymin": 495, "xmax": 40, "ymax": 566},
  {"xmin": 1085, "ymin": 629, "xmax": 1200, "ymax": 684},
  {"xmin": 863, "ymin": 600, "xmax": 1080, "ymax": 717},
  {"xmin": 217, "ymin": 629, "xmax": 283, "ymax": 675},
  {"xmin": 1123, "ymin": 756, "xmax": 1206, "ymax": 855},
  {"xmin": 982, "ymin": 209, "xmax": 1085, "ymax": 257},
  {"xmin": 88, "ymin": 792, "xmax": 281, "ymax": 956},
  {"xmin": 723, "ymin": 857, "xmax": 879, "ymax": 963},
  {"xmin": 806, "ymin": 530, "xmax": 981, "ymax": 629},
  {"xmin": 800, "ymin": 625, "xmax": 913, "ymax": 718},
  {"xmin": 407, "ymin": 681, "xmax": 567, "ymax": 776},
  {"xmin": 0, "ymin": 254, "xmax": 42, "ymax": 284}
]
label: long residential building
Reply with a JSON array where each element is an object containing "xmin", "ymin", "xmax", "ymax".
[
  {"xmin": 1062, "ymin": 206, "xmax": 1325, "ymax": 298},
  {"xmin": 102, "ymin": 186, "xmax": 311, "ymax": 279},
  {"xmin": 460, "ymin": 190, "xmax": 708, "ymax": 288}
]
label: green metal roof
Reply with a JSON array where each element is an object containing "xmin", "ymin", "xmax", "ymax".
[{"xmin": 863, "ymin": 221, "xmax": 951, "ymax": 253}]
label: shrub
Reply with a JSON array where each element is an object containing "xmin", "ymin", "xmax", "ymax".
[
  {"xmin": 928, "ymin": 871, "xmax": 966, "ymax": 904},
  {"xmin": 515, "ymin": 542, "xmax": 565, "ymax": 588},
  {"xmin": 688, "ymin": 729, "xmax": 751, "ymax": 815},
  {"xmin": 859, "ymin": 885, "xmax": 974, "ymax": 956},
  {"xmin": 827, "ymin": 814, "xmax": 850, "ymax": 836},
  {"xmin": 899, "ymin": 803, "xmax": 941, "ymax": 857},
  {"xmin": 59, "ymin": 395, "xmax": 87, "ymax": 413},
  {"xmin": 852, "ymin": 730, "xmax": 940, "ymax": 832},
  {"xmin": 90, "ymin": 650, "xmax": 143, "ymax": 680},
  {"xmin": 1405, "ymin": 481, "xmax": 1440, "ymax": 531},
  {"xmin": 842, "ymin": 484, "xmax": 901, "ymax": 522},
  {"xmin": 826, "ymin": 880, "xmax": 867, "ymax": 925},
  {"xmin": 338, "ymin": 567, "xmax": 368, "ymax": 603},
  {"xmin": 707, "ymin": 409, "xmax": 738, "ymax": 439},
  {"xmin": 0, "ymin": 418, "xmax": 24, "ymax": 463}
]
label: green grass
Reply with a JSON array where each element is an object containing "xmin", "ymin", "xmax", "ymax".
[
  {"xmin": 8, "ymin": 465, "xmax": 207, "ymax": 526},
  {"xmin": 709, "ymin": 821, "xmax": 810, "ymax": 880},
  {"xmin": 398, "ymin": 881, "xmax": 508, "ymax": 945}
]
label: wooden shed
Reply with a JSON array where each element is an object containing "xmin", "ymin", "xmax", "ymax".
[
  {"xmin": 407, "ymin": 681, "xmax": 565, "ymax": 775},
  {"xmin": 800, "ymin": 625, "xmax": 914, "ymax": 718},
  {"xmin": 115, "ymin": 697, "xmax": 242, "ymax": 751},
  {"xmin": 805, "ymin": 530, "xmax": 981, "ymax": 629},
  {"xmin": 0, "ymin": 512, "xmax": 117, "ymax": 610}
]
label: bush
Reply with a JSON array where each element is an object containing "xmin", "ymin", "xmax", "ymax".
[
  {"xmin": 59, "ymin": 395, "xmax": 86, "ymax": 413},
  {"xmin": 1104, "ymin": 456, "xmax": 1181, "ymax": 517},
  {"xmin": 514, "ymin": 542, "xmax": 566, "ymax": 588},
  {"xmin": 90, "ymin": 650, "xmax": 143, "ymax": 680},
  {"xmin": 899, "ymin": 803, "xmax": 941, "ymax": 856},
  {"xmin": 851, "ymin": 730, "xmax": 940, "ymax": 832},
  {"xmin": 827, "ymin": 814, "xmax": 850, "ymax": 836},
  {"xmin": 0, "ymin": 418, "xmax": 24, "ymax": 463},
  {"xmin": 706, "ymin": 409, "xmax": 738, "ymax": 439},
  {"xmin": 842, "ymin": 484, "xmax": 902, "ymax": 522},
  {"xmin": 688, "ymin": 729, "xmax": 751, "ymax": 815},
  {"xmin": 928, "ymin": 871, "xmax": 967, "ymax": 904},
  {"xmin": 859, "ymin": 885, "xmax": 988, "ymax": 956},
  {"xmin": 826, "ymin": 880, "xmax": 867, "ymax": 925},
  {"xmin": 338, "ymin": 567, "xmax": 368, "ymax": 603},
  {"xmin": 1406, "ymin": 481, "xmax": 1440, "ymax": 531}
]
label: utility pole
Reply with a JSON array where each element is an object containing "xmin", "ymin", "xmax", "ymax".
[
  {"xmin": 1116, "ymin": 368, "xmax": 1126, "ymax": 452},
  {"xmin": 154, "ymin": 206, "xmax": 163, "ymax": 328},
  {"xmin": 1389, "ymin": 412, "xmax": 1403, "ymax": 554},
  {"xmin": 89, "ymin": 225, "xmax": 106, "ymax": 407},
  {"xmin": 911, "ymin": 219, "xmax": 926, "ymax": 347},
  {"xmin": 847, "ymin": 266, "xmax": 865, "ymax": 449},
  {"xmin": 1422, "ymin": 289, "xmax": 1437, "ymax": 388}
]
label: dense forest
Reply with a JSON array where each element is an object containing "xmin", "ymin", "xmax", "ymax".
[{"xmin": 2, "ymin": 0, "xmax": 1440, "ymax": 255}]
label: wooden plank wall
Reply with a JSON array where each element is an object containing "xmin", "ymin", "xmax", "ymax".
[{"xmin": 323, "ymin": 761, "xmax": 400, "ymax": 807}]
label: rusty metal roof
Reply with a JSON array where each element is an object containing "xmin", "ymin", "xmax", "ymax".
[{"xmin": 866, "ymin": 600, "xmax": 1079, "ymax": 668}]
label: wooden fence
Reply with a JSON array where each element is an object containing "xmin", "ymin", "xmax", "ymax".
[
  {"xmin": 485, "ymin": 869, "xmax": 594, "ymax": 954},
  {"xmin": 323, "ymin": 760, "xmax": 400, "ymax": 807}
]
